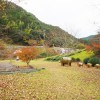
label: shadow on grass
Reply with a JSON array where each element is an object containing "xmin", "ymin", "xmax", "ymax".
[{"xmin": 0, "ymin": 68, "xmax": 45, "ymax": 75}]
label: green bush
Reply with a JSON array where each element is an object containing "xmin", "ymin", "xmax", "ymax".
[
  {"xmin": 71, "ymin": 57, "xmax": 76, "ymax": 62},
  {"xmin": 51, "ymin": 57, "xmax": 57, "ymax": 61},
  {"xmin": 45, "ymin": 54, "xmax": 65, "ymax": 61},
  {"xmin": 83, "ymin": 57, "xmax": 90, "ymax": 64},
  {"xmin": 46, "ymin": 57, "xmax": 52, "ymax": 61},
  {"xmin": 77, "ymin": 51, "xmax": 81, "ymax": 53},
  {"xmin": 88, "ymin": 57, "xmax": 100, "ymax": 66},
  {"xmin": 45, "ymin": 51, "xmax": 85, "ymax": 62},
  {"xmin": 45, "ymin": 56, "xmax": 59, "ymax": 61},
  {"xmin": 68, "ymin": 53, "xmax": 75, "ymax": 56},
  {"xmin": 76, "ymin": 58, "xmax": 81, "ymax": 62},
  {"xmin": 52, "ymin": 56, "xmax": 60, "ymax": 61},
  {"xmin": 76, "ymin": 44, "xmax": 85, "ymax": 49},
  {"xmin": 39, "ymin": 52, "xmax": 55, "ymax": 58},
  {"xmin": 38, "ymin": 52, "xmax": 47, "ymax": 58}
]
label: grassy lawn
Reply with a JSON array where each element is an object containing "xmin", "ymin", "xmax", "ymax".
[
  {"xmin": 0, "ymin": 59, "xmax": 100, "ymax": 100},
  {"xmin": 45, "ymin": 50, "xmax": 94, "ymax": 62},
  {"xmin": 70, "ymin": 50, "xmax": 94, "ymax": 61}
]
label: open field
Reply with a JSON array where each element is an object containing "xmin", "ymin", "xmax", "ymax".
[{"xmin": 0, "ymin": 59, "xmax": 100, "ymax": 100}]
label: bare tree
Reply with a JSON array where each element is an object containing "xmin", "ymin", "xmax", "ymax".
[{"xmin": 66, "ymin": 25, "xmax": 80, "ymax": 49}]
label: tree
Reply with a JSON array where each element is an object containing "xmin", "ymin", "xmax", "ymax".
[
  {"xmin": 0, "ymin": 0, "xmax": 7, "ymax": 11},
  {"xmin": 27, "ymin": 39, "xmax": 37, "ymax": 46},
  {"xmin": 15, "ymin": 47, "xmax": 38, "ymax": 67},
  {"xmin": 84, "ymin": 34, "xmax": 100, "ymax": 57},
  {"xmin": 85, "ymin": 45, "xmax": 92, "ymax": 52},
  {"xmin": 90, "ymin": 34, "xmax": 100, "ymax": 56},
  {"xmin": 91, "ymin": 43, "xmax": 100, "ymax": 51},
  {"xmin": 66, "ymin": 25, "xmax": 80, "ymax": 49},
  {"xmin": 90, "ymin": 34, "xmax": 100, "ymax": 51}
]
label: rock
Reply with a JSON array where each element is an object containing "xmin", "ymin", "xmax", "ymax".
[
  {"xmin": 95, "ymin": 64, "xmax": 100, "ymax": 69},
  {"xmin": 87, "ymin": 63, "xmax": 92, "ymax": 68},
  {"xmin": 0, "ymin": 62, "xmax": 18, "ymax": 71},
  {"xmin": 77, "ymin": 62, "xmax": 83, "ymax": 67}
]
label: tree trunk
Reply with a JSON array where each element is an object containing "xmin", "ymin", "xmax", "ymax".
[{"xmin": 26, "ymin": 61, "xmax": 30, "ymax": 67}]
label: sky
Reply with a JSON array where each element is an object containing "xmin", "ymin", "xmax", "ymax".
[{"xmin": 9, "ymin": 0, "xmax": 100, "ymax": 38}]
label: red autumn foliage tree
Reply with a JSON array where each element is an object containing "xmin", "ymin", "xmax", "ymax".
[
  {"xmin": 91, "ymin": 42, "xmax": 100, "ymax": 51},
  {"xmin": 15, "ymin": 47, "xmax": 38, "ymax": 67},
  {"xmin": 85, "ymin": 43, "xmax": 100, "ymax": 52},
  {"xmin": 90, "ymin": 34, "xmax": 100, "ymax": 57},
  {"xmin": 85, "ymin": 34, "xmax": 100, "ymax": 56},
  {"xmin": 85, "ymin": 45, "xmax": 92, "ymax": 52},
  {"xmin": 90, "ymin": 34, "xmax": 100, "ymax": 51}
]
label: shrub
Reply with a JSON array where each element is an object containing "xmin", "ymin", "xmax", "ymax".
[
  {"xmin": 68, "ymin": 53, "xmax": 74, "ymax": 56},
  {"xmin": 76, "ymin": 44, "xmax": 85, "ymax": 49},
  {"xmin": 71, "ymin": 57, "xmax": 76, "ymax": 62},
  {"xmin": 46, "ymin": 57, "xmax": 52, "ymax": 61},
  {"xmin": 39, "ymin": 52, "xmax": 48, "ymax": 58},
  {"xmin": 53, "ymin": 56, "xmax": 62, "ymax": 61},
  {"xmin": 39, "ymin": 52, "xmax": 56, "ymax": 58},
  {"xmin": 45, "ymin": 55, "xmax": 64, "ymax": 61},
  {"xmin": 0, "ymin": 39, "xmax": 6, "ymax": 50},
  {"xmin": 76, "ymin": 58, "xmax": 81, "ymax": 62},
  {"xmin": 88, "ymin": 57, "xmax": 100, "ymax": 66},
  {"xmin": 83, "ymin": 57, "xmax": 90, "ymax": 64},
  {"xmin": 77, "ymin": 51, "xmax": 81, "ymax": 53}
]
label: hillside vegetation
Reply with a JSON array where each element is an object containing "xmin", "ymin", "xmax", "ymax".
[
  {"xmin": 80, "ymin": 34, "xmax": 100, "ymax": 45},
  {"xmin": 0, "ymin": 1, "xmax": 78, "ymax": 47},
  {"xmin": 45, "ymin": 50, "xmax": 94, "ymax": 61},
  {"xmin": 70, "ymin": 50, "xmax": 94, "ymax": 61},
  {"xmin": 80, "ymin": 34, "xmax": 100, "ymax": 57}
]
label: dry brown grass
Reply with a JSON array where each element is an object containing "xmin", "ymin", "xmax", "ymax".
[{"xmin": 0, "ymin": 59, "xmax": 100, "ymax": 100}]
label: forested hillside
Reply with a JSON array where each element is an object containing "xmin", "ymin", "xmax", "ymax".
[
  {"xmin": 0, "ymin": 1, "xmax": 78, "ymax": 47},
  {"xmin": 80, "ymin": 34, "xmax": 100, "ymax": 45}
]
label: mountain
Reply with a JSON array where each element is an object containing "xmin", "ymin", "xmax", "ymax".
[
  {"xmin": 82, "ymin": 35, "xmax": 95, "ymax": 41},
  {"xmin": 0, "ymin": 1, "xmax": 79, "ymax": 47},
  {"xmin": 80, "ymin": 34, "xmax": 100, "ymax": 45}
]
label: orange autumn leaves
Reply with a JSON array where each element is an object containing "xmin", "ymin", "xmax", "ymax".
[
  {"xmin": 85, "ymin": 42, "xmax": 100, "ymax": 52},
  {"xmin": 92, "ymin": 43, "xmax": 100, "ymax": 50},
  {"xmin": 14, "ymin": 47, "xmax": 38, "ymax": 67}
]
